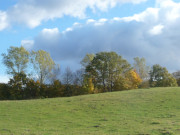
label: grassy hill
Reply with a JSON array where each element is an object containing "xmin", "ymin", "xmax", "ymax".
[{"xmin": 0, "ymin": 87, "xmax": 179, "ymax": 135}]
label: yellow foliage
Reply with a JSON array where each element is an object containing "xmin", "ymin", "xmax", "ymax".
[
  {"xmin": 88, "ymin": 78, "xmax": 94, "ymax": 94},
  {"xmin": 125, "ymin": 70, "xmax": 142, "ymax": 89},
  {"xmin": 113, "ymin": 70, "xmax": 142, "ymax": 91},
  {"xmin": 83, "ymin": 76, "xmax": 95, "ymax": 94}
]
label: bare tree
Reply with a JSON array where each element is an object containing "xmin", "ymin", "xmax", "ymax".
[
  {"xmin": 63, "ymin": 67, "xmax": 73, "ymax": 85},
  {"xmin": 50, "ymin": 64, "xmax": 60, "ymax": 83},
  {"xmin": 62, "ymin": 67, "xmax": 74, "ymax": 96},
  {"xmin": 73, "ymin": 68, "xmax": 85, "ymax": 86}
]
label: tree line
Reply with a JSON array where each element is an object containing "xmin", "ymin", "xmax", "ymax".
[{"xmin": 0, "ymin": 46, "xmax": 178, "ymax": 100}]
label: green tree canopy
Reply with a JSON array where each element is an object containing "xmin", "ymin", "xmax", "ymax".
[
  {"xmin": 149, "ymin": 64, "xmax": 177, "ymax": 87},
  {"xmin": 2, "ymin": 46, "xmax": 29, "ymax": 75},
  {"xmin": 8, "ymin": 72, "xmax": 29, "ymax": 99},
  {"xmin": 172, "ymin": 71, "xmax": 180, "ymax": 86},
  {"xmin": 86, "ymin": 52, "xmax": 131, "ymax": 92},
  {"xmin": 80, "ymin": 53, "xmax": 95, "ymax": 68}
]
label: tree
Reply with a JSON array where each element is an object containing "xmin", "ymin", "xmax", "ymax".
[
  {"xmin": 2, "ymin": 46, "xmax": 29, "ymax": 75},
  {"xmin": 0, "ymin": 83, "xmax": 10, "ymax": 100},
  {"xmin": 81, "ymin": 54, "xmax": 95, "ymax": 93},
  {"xmin": 86, "ymin": 52, "xmax": 131, "ymax": 92},
  {"xmin": 8, "ymin": 72, "xmax": 29, "ymax": 99},
  {"xmin": 73, "ymin": 68, "xmax": 85, "ymax": 86},
  {"xmin": 172, "ymin": 71, "xmax": 180, "ymax": 86},
  {"xmin": 46, "ymin": 80, "xmax": 63, "ymax": 98},
  {"xmin": 113, "ymin": 70, "xmax": 142, "ymax": 90},
  {"xmin": 125, "ymin": 70, "xmax": 142, "ymax": 89},
  {"xmin": 133, "ymin": 57, "xmax": 150, "ymax": 81},
  {"xmin": 31, "ymin": 50, "xmax": 55, "ymax": 84},
  {"xmin": 25, "ymin": 79, "xmax": 40, "ymax": 99},
  {"xmin": 80, "ymin": 53, "xmax": 95, "ymax": 68},
  {"xmin": 50, "ymin": 64, "xmax": 60, "ymax": 83},
  {"xmin": 62, "ymin": 67, "xmax": 74, "ymax": 96},
  {"xmin": 149, "ymin": 64, "xmax": 177, "ymax": 87},
  {"xmin": 63, "ymin": 67, "xmax": 73, "ymax": 85}
]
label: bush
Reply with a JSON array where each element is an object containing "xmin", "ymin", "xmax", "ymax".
[
  {"xmin": 139, "ymin": 81, "xmax": 150, "ymax": 88},
  {"xmin": 0, "ymin": 83, "xmax": 10, "ymax": 100}
]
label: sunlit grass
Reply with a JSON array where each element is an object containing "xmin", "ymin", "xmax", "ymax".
[{"xmin": 0, "ymin": 87, "xmax": 180, "ymax": 135}]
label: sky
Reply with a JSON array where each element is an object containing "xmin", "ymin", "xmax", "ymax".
[{"xmin": 0, "ymin": 0, "xmax": 180, "ymax": 83}]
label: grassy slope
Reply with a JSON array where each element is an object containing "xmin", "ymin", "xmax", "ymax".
[{"xmin": 0, "ymin": 87, "xmax": 179, "ymax": 135}]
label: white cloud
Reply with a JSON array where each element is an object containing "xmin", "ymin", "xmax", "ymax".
[
  {"xmin": 73, "ymin": 22, "xmax": 81, "ymax": 26},
  {"xmin": 94, "ymin": 18, "xmax": 108, "ymax": 26},
  {"xmin": 64, "ymin": 27, "xmax": 73, "ymax": 33},
  {"xmin": 117, "ymin": 0, "xmax": 180, "ymax": 25},
  {"xmin": 156, "ymin": 0, "xmax": 176, "ymax": 7},
  {"xmin": 27, "ymin": 0, "xmax": 180, "ymax": 72},
  {"xmin": 1, "ymin": 0, "xmax": 180, "ymax": 31},
  {"xmin": 156, "ymin": 0, "xmax": 180, "ymax": 22},
  {"xmin": 86, "ymin": 18, "xmax": 108, "ymax": 26},
  {"xmin": 113, "ymin": 17, "xmax": 121, "ymax": 21},
  {"xmin": 0, "ymin": 0, "xmax": 146, "ymax": 29},
  {"xmin": 21, "ymin": 40, "xmax": 34, "ymax": 50},
  {"xmin": 149, "ymin": 24, "xmax": 164, "ymax": 35},
  {"xmin": 87, "ymin": 19, "xmax": 96, "ymax": 24},
  {"xmin": 41, "ymin": 28, "xmax": 59, "ymax": 35},
  {"xmin": 34, "ymin": 28, "xmax": 61, "ymax": 48},
  {"xmin": 120, "ymin": 8, "xmax": 159, "ymax": 23},
  {"xmin": 0, "ymin": 11, "xmax": 9, "ymax": 30},
  {"xmin": 40, "ymin": 28, "xmax": 60, "ymax": 41}
]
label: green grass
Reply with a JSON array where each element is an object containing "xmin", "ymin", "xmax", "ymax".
[{"xmin": 0, "ymin": 87, "xmax": 180, "ymax": 135}]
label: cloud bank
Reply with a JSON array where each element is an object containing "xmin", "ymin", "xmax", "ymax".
[
  {"xmin": 0, "ymin": 0, "xmax": 146, "ymax": 30},
  {"xmin": 23, "ymin": 0, "xmax": 180, "ymax": 72},
  {"xmin": 0, "ymin": 11, "xmax": 8, "ymax": 31}
]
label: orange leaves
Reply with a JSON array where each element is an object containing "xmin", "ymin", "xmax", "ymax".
[
  {"xmin": 125, "ymin": 70, "xmax": 142, "ymax": 89},
  {"xmin": 113, "ymin": 70, "xmax": 142, "ymax": 91}
]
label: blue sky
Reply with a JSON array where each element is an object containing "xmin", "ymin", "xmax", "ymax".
[{"xmin": 0, "ymin": 0, "xmax": 180, "ymax": 83}]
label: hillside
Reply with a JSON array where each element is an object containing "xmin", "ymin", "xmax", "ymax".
[{"xmin": 0, "ymin": 87, "xmax": 180, "ymax": 135}]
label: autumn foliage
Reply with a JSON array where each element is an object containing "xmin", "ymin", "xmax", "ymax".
[{"xmin": 0, "ymin": 47, "xmax": 178, "ymax": 100}]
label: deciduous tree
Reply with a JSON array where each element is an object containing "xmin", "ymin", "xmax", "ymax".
[
  {"xmin": 8, "ymin": 72, "xmax": 29, "ymax": 99},
  {"xmin": 133, "ymin": 57, "xmax": 150, "ymax": 81},
  {"xmin": 2, "ymin": 46, "xmax": 29, "ymax": 75},
  {"xmin": 31, "ymin": 50, "xmax": 55, "ymax": 84},
  {"xmin": 149, "ymin": 64, "xmax": 177, "ymax": 87},
  {"xmin": 63, "ymin": 67, "xmax": 73, "ymax": 96},
  {"xmin": 172, "ymin": 71, "xmax": 180, "ymax": 86},
  {"xmin": 80, "ymin": 53, "xmax": 95, "ymax": 68},
  {"xmin": 113, "ymin": 70, "xmax": 142, "ymax": 90},
  {"xmin": 86, "ymin": 52, "xmax": 131, "ymax": 92}
]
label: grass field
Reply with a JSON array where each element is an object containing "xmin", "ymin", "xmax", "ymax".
[{"xmin": 0, "ymin": 87, "xmax": 179, "ymax": 135}]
